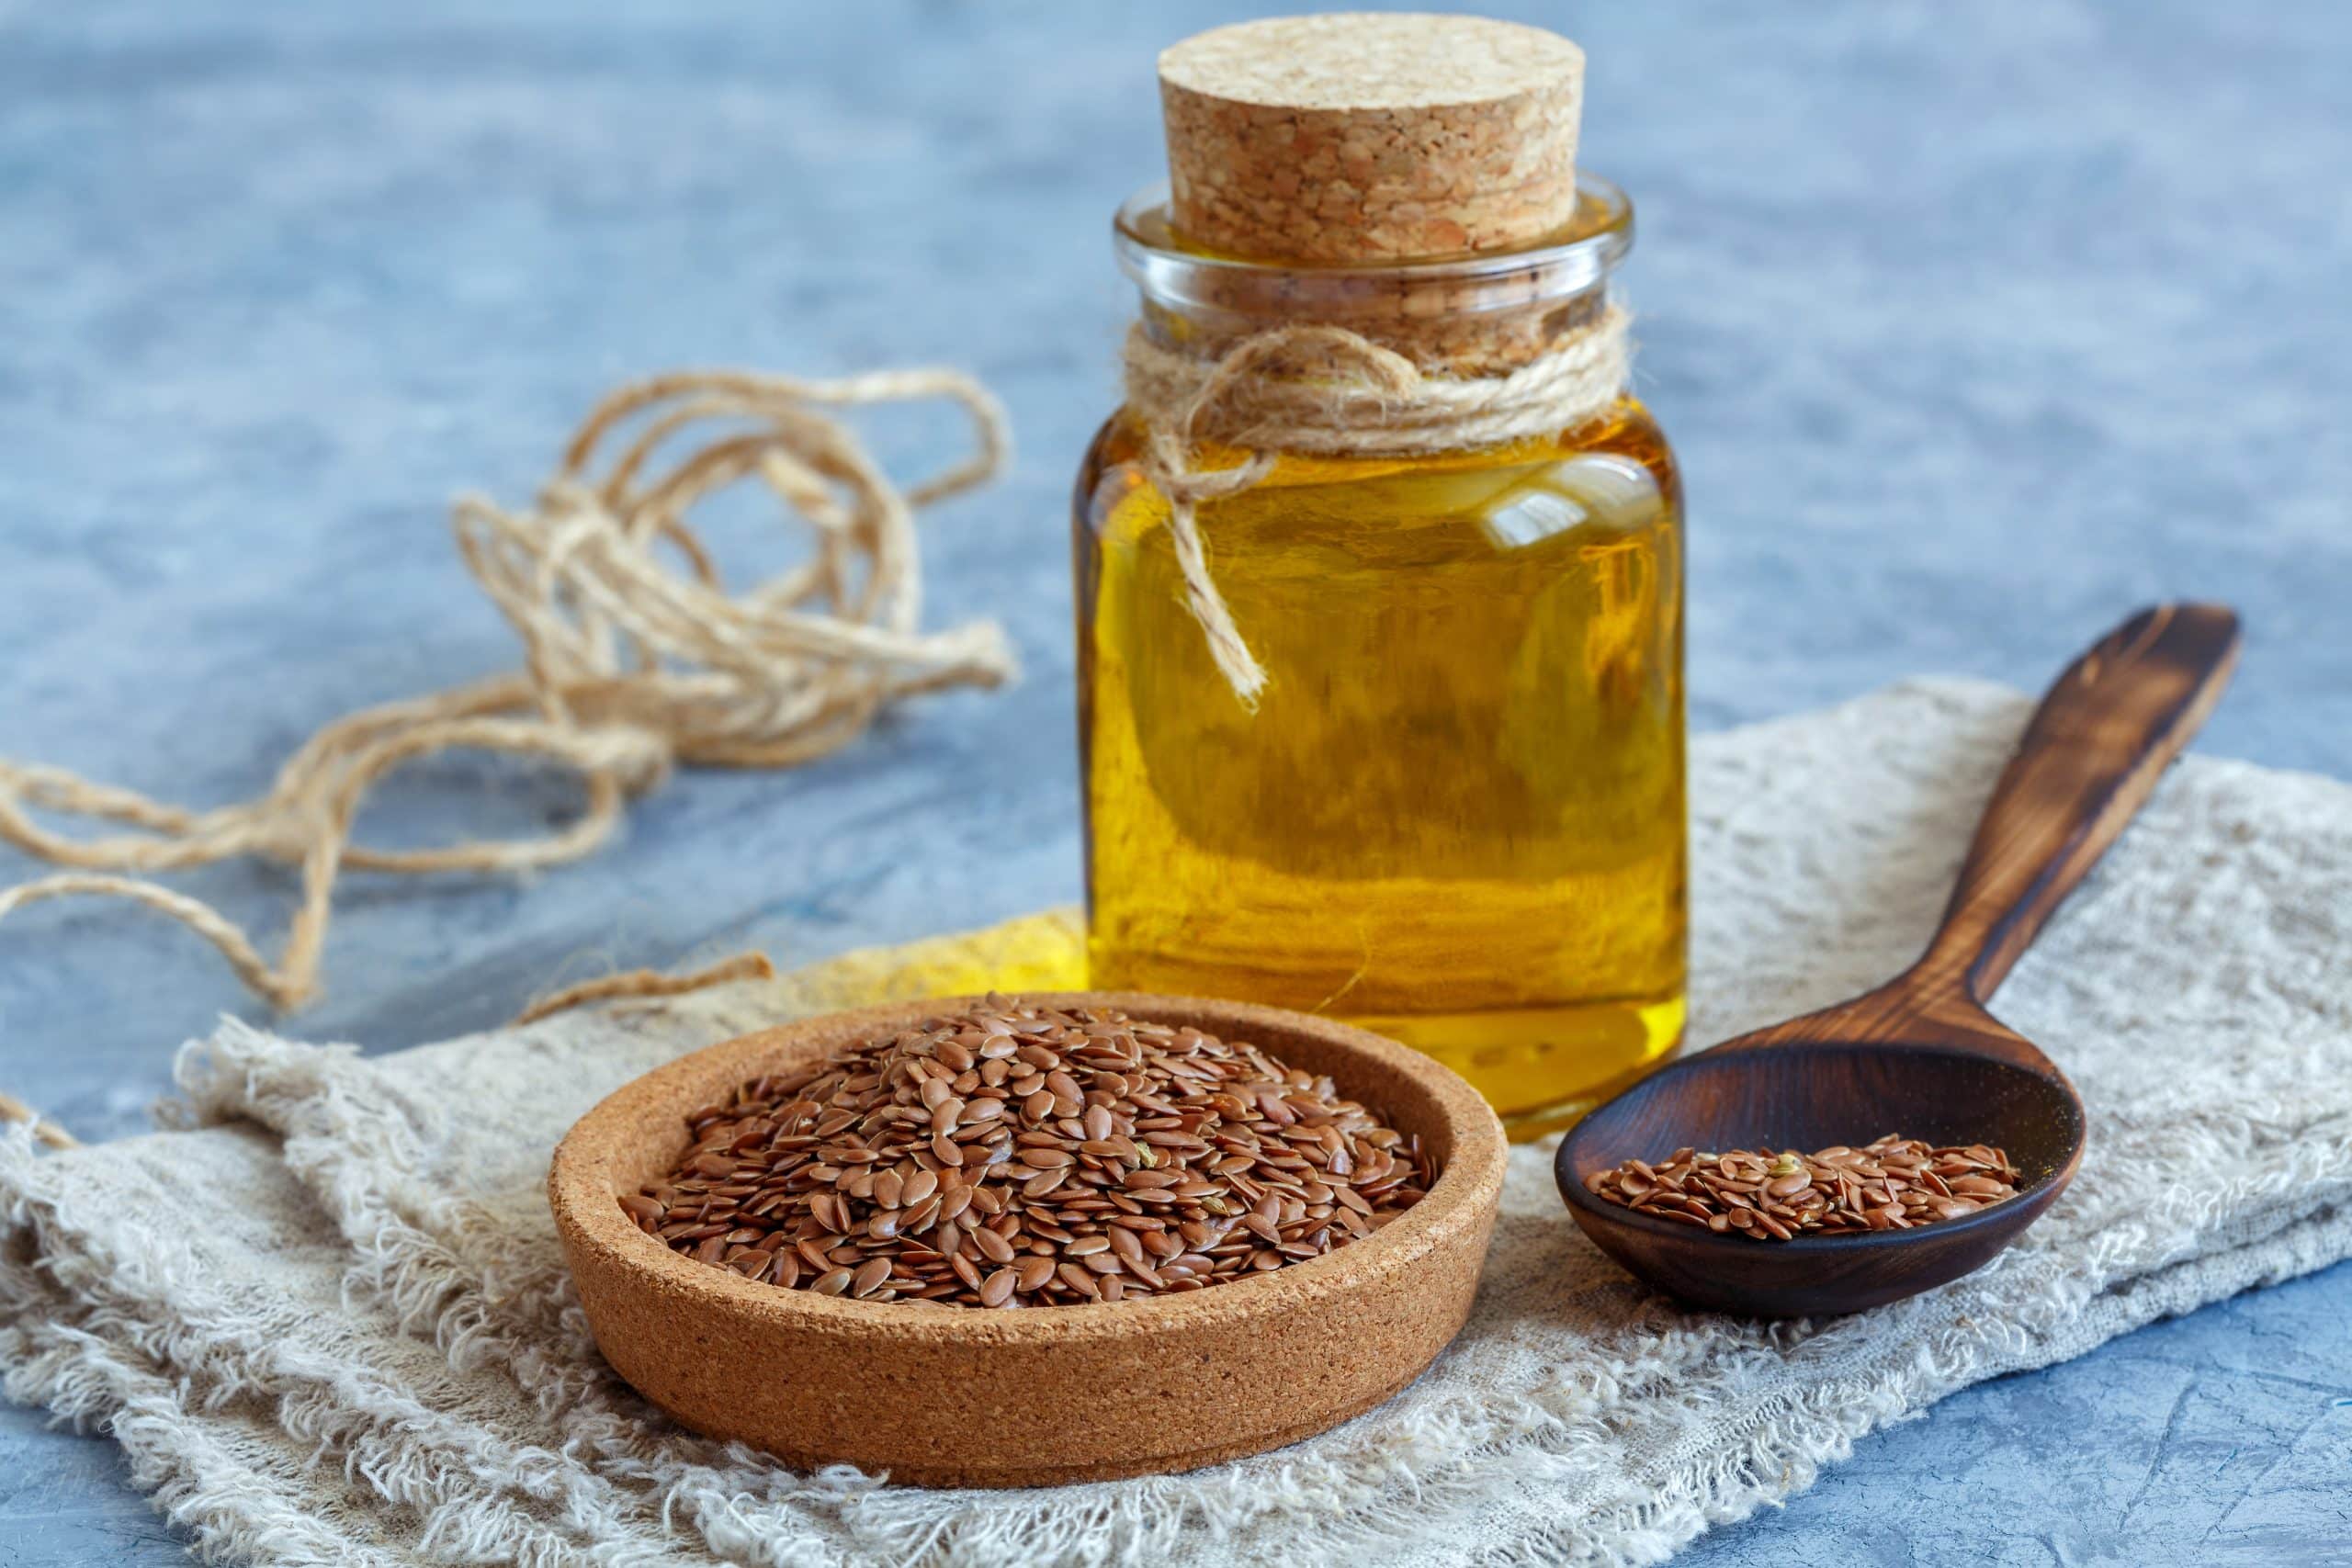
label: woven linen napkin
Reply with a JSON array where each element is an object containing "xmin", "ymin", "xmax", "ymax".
[{"xmin": 6, "ymin": 678, "xmax": 2350, "ymax": 1568}]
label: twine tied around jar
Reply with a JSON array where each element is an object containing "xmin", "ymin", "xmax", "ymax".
[
  {"xmin": 0, "ymin": 368, "xmax": 1016, "ymax": 1040},
  {"xmin": 1121, "ymin": 304, "xmax": 1634, "ymax": 707}
]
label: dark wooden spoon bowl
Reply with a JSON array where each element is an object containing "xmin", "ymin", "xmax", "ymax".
[{"xmin": 1557, "ymin": 604, "xmax": 2241, "ymax": 1317}]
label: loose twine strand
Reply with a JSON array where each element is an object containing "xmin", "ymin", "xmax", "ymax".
[
  {"xmin": 0, "ymin": 368, "xmax": 1018, "ymax": 1147},
  {"xmin": 511, "ymin": 951, "xmax": 779, "ymax": 1029},
  {"xmin": 1123, "ymin": 305, "xmax": 1633, "ymax": 706},
  {"xmin": 0, "ymin": 1093, "xmax": 77, "ymax": 1150}
]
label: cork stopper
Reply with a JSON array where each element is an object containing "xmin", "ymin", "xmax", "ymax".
[{"xmin": 1159, "ymin": 13, "xmax": 1585, "ymax": 265}]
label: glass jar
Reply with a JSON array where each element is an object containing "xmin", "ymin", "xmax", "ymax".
[{"xmin": 1073, "ymin": 174, "xmax": 1685, "ymax": 1139}]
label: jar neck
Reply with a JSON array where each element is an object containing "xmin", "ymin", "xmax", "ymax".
[{"xmin": 1114, "ymin": 172, "xmax": 1634, "ymax": 378}]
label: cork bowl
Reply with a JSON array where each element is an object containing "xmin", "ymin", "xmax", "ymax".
[{"xmin": 549, "ymin": 992, "xmax": 1507, "ymax": 1488}]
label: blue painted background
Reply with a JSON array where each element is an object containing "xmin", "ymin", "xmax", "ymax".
[{"xmin": 1, "ymin": 1, "xmax": 2346, "ymax": 1560}]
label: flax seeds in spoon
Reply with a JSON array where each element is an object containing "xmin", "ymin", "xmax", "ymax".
[
  {"xmin": 621, "ymin": 997, "xmax": 1438, "ymax": 1306},
  {"xmin": 1585, "ymin": 1135, "xmax": 2022, "ymax": 1240}
]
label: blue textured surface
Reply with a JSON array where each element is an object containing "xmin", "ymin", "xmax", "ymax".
[{"xmin": 2, "ymin": 2, "xmax": 2347, "ymax": 1562}]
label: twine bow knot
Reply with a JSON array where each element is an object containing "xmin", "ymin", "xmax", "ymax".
[{"xmin": 1123, "ymin": 306, "xmax": 1634, "ymax": 706}]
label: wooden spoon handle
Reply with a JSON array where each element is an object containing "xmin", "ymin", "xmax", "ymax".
[{"xmin": 1912, "ymin": 603, "xmax": 2240, "ymax": 1009}]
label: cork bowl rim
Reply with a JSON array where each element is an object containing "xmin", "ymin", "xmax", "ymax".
[{"xmin": 550, "ymin": 990, "xmax": 1510, "ymax": 1348}]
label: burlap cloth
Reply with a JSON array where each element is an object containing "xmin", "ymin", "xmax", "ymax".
[{"xmin": 6, "ymin": 679, "xmax": 2349, "ymax": 1566}]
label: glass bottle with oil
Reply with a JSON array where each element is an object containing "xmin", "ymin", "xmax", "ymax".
[{"xmin": 1074, "ymin": 15, "xmax": 1685, "ymax": 1137}]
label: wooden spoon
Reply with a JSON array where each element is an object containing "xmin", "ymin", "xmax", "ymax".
[{"xmin": 1555, "ymin": 604, "xmax": 2241, "ymax": 1316}]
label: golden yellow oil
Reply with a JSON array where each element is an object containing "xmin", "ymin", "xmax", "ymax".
[{"xmin": 1073, "ymin": 400, "xmax": 1687, "ymax": 1138}]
